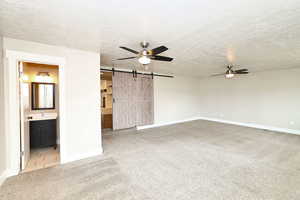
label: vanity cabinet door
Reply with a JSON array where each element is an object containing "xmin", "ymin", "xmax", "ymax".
[
  {"xmin": 30, "ymin": 119, "xmax": 57, "ymax": 149},
  {"xmin": 40, "ymin": 120, "xmax": 57, "ymax": 147},
  {"xmin": 30, "ymin": 123, "xmax": 42, "ymax": 148}
]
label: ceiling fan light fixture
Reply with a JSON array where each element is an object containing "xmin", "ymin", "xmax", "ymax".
[
  {"xmin": 138, "ymin": 56, "xmax": 151, "ymax": 65},
  {"xmin": 118, "ymin": 42, "xmax": 173, "ymax": 64},
  {"xmin": 212, "ymin": 65, "xmax": 248, "ymax": 78},
  {"xmin": 225, "ymin": 72, "xmax": 234, "ymax": 79}
]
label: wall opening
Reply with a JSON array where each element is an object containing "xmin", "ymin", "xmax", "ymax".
[
  {"xmin": 101, "ymin": 72, "xmax": 113, "ymax": 132},
  {"xmin": 19, "ymin": 62, "xmax": 60, "ymax": 172}
]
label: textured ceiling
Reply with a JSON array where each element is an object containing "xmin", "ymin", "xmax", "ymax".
[{"xmin": 1, "ymin": 0, "xmax": 300, "ymax": 77}]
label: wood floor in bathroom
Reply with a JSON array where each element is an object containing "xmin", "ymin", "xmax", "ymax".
[{"xmin": 23, "ymin": 147, "xmax": 60, "ymax": 173}]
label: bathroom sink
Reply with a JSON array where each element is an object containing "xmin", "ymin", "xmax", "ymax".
[{"xmin": 27, "ymin": 113, "xmax": 58, "ymax": 121}]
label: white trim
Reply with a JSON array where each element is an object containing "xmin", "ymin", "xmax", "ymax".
[
  {"xmin": 61, "ymin": 149, "xmax": 103, "ymax": 164},
  {"xmin": 4, "ymin": 50, "xmax": 67, "ymax": 177},
  {"xmin": 0, "ymin": 170, "xmax": 8, "ymax": 187},
  {"xmin": 5, "ymin": 50, "xmax": 65, "ymax": 65},
  {"xmin": 0, "ymin": 169, "xmax": 17, "ymax": 186},
  {"xmin": 137, "ymin": 117, "xmax": 200, "ymax": 130},
  {"xmin": 137, "ymin": 116, "xmax": 300, "ymax": 135},
  {"xmin": 4, "ymin": 168, "xmax": 19, "ymax": 178},
  {"xmin": 196, "ymin": 117, "xmax": 300, "ymax": 135}
]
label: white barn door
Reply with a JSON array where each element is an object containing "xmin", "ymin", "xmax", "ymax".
[
  {"xmin": 112, "ymin": 72, "xmax": 154, "ymax": 130},
  {"xmin": 135, "ymin": 75, "xmax": 154, "ymax": 126},
  {"xmin": 112, "ymin": 72, "xmax": 136, "ymax": 130}
]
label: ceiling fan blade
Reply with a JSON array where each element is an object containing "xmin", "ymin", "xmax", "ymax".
[
  {"xmin": 151, "ymin": 55, "xmax": 173, "ymax": 62},
  {"xmin": 235, "ymin": 71, "xmax": 249, "ymax": 74},
  {"xmin": 115, "ymin": 56, "xmax": 137, "ymax": 60},
  {"xmin": 234, "ymin": 69, "xmax": 248, "ymax": 73},
  {"xmin": 151, "ymin": 46, "xmax": 168, "ymax": 55},
  {"xmin": 211, "ymin": 73, "xmax": 226, "ymax": 77},
  {"xmin": 119, "ymin": 46, "xmax": 139, "ymax": 54}
]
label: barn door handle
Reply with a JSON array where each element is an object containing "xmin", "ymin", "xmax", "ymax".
[{"xmin": 113, "ymin": 98, "xmax": 115, "ymax": 103}]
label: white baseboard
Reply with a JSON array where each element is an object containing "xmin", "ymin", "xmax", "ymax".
[
  {"xmin": 61, "ymin": 148, "xmax": 103, "ymax": 164},
  {"xmin": 197, "ymin": 117, "xmax": 300, "ymax": 135},
  {"xmin": 137, "ymin": 117, "xmax": 201, "ymax": 130},
  {"xmin": 5, "ymin": 168, "xmax": 19, "ymax": 177},
  {"xmin": 137, "ymin": 116, "xmax": 300, "ymax": 135},
  {"xmin": 0, "ymin": 170, "xmax": 8, "ymax": 187}
]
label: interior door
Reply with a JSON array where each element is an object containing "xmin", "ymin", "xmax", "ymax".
[
  {"xmin": 112, "ymin": 72, "xmax": 136, "ymax": 130},
  {"xmin": 19, "ymin": 62, "xmax": 30, "ymax": 170},
  {"xmin": 135, "ymin": 75, "xmax": 154, "ymax": 126}
]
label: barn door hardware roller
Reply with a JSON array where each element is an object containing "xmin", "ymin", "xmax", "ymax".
[
  {"xmin": 112, "ymin": 68, "xmax": 115, "ymax": 76},
  {"xmin": 132, "ymin": 70, "xmax": 138, "ymax": 78}
]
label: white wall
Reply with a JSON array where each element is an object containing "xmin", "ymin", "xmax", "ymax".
[
  {"xmin": 2, "ymin": 38, "xmax": 102, "ymax": 174},
  {"xmin": 197, "ymin": 68, "xmax": 300, "ymax": 131},
  {"xmin": 0, "ymin": 36, "xmax": 7, "ymax": 184},
  {"xmin": 153, "ymin": 76, "xmax": 201, "ymax": 124},
  {"xmin": 148, "ymin": 68, "xmax": 300, "ymax": 134},
  {"xmin": 64, "ymin": 48, "xmax": 101, "ymax": 159}
]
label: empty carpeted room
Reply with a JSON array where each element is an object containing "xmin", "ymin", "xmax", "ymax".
[{"xmin": 0, "ymin": 1, "xmax": 300, "ymax": 199}]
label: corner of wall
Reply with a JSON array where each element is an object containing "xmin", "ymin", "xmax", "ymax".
[
  {"xmin": 61, "ymin": 148, "xmax": 103, "ymax": 164},
  {"xmin": 0, "ymin": 35, "xmax": 8, "ymax": 186},
  {"xmin": 0, "ymin": 170, "xmax": 8, "ymax": 186}
]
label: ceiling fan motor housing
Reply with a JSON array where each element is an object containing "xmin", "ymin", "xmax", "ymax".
[{"xmin": 141, "ymin": 49, "xmax": 149, "ymax": 56}]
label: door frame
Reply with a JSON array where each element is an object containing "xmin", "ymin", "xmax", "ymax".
[
  {"xmin": 19, "ymin": 71, "xmax": 30, "ymax": 171},
  {"xmin": 4, "ymin": 50, "xmax": 67, "ymax": 176}
]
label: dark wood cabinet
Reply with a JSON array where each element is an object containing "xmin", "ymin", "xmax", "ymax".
[{"xmin": 30, "ymin": 119, "xmax": 57, "ymax": 149}]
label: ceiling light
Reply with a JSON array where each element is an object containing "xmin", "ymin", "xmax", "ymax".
[
  {"xmin": 225, "ymin": 71, "xmax": 234, "ymax": 79},
  {"xmin": 138, "ymin": 56, "xmax": 151, "ymax": 65}
]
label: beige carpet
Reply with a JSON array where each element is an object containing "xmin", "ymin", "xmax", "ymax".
[{"xmin": 1, "ymin": 120, "xmax": 300, "ymax": 199}]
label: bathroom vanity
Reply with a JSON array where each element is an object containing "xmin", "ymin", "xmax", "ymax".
[
  {"xmin": 28, "ymin": 113, "xmax": 58, "ymax": 149},
  {"xmin": 28, "ymin": 82, "xmax": 58, "ymax": 149},
  {"xmin": 30, "ymin": 119, "xmax": 57, "ymax": 149}
]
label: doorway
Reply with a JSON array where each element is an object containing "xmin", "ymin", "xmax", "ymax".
[
  {"xmin": 19, "ymin": 62, "xmax": 60, "ymax": 172},
  {"xmin": 100, "ymin": 69, "xmax": 154, "ymax": 132},
  {"xmin": 101, "ymin": 72, "xmax": 113, "ymax": 131},
  {"xmin": 5, "ymin": 50, "xmax": 66, "ymax": 176}
]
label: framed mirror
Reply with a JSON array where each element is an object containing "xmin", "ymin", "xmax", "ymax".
[{"xmin": 31, "ymin": 82, "xmax": 55, "ymax": 110}]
